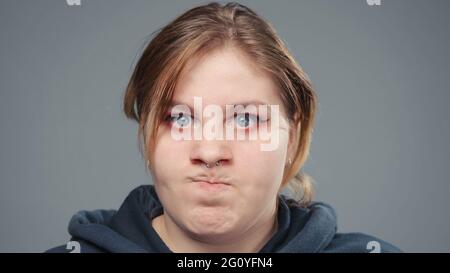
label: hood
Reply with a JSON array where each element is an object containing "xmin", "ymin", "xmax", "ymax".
[{"xmin": 56, "ymin": 185, "xmax": 400, "ymax": 253}]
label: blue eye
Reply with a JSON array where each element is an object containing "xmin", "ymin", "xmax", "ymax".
[
  {"xmin": 235, "ymin": 113, "xmax": 258, "ymax": 128},
  {"xmin": 168, "ymin": 113, "xmax": 192, "ymax": 128}
]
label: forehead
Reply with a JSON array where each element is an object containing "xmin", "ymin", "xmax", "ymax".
[{"xmin": 173, "ymin": 46, "xmax": 283, "ymax": 107}]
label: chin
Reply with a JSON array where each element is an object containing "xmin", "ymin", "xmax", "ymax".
[
  {"xmin": 185, "ymin": 214, "xmax": 236, "ymax": 238},
  {"xmin": 188, "ymin": 226, "xmax": 236, "ymax": 243}
]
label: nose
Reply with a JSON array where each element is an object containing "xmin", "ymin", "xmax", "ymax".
[{"xmin": 190, "ymin": 139, "xmax": 232, "ymax": 168}]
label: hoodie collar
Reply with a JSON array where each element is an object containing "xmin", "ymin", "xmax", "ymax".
[{"xmin": 68, "ymin": 185, "xmax": 337, "ymax": 253}]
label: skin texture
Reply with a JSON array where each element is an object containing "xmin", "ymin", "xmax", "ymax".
[{"xmin": 149, "ymin": 46, "xmax": 296, "ymax": 252}]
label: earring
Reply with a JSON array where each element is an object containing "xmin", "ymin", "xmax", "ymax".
[
  {"xmin": 288, "ymin": 158, "xmax": 292, "ymax": 166},
  {"xmin": 146, "ymin": 160, "xmax": 150, "ymax": 168}
]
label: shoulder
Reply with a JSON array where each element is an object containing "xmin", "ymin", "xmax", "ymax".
[{"xmin": 322, "ymin": 232, "xmax": 403, "ymax": 253}]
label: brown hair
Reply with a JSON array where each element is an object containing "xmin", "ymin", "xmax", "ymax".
[{"xmin": 123, "ymin": 2, "xmax": 317, "ymax": 207}]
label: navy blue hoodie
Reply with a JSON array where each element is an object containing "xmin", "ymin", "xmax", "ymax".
[{"xmin": 46, "ymin": 185, "xmax": 401, "ymax": 253}]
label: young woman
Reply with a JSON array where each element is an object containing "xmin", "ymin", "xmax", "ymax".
[{"xmin": 47, "ymin": 2, "xmax": 401, "ymax": 253}]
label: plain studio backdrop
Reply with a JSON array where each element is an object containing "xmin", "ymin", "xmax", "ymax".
[{"xmin": 1, "ymin": 0, "xmax": 449, "ymax": 252}]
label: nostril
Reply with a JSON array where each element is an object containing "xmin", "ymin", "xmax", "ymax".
[
  {"xmin": 191, "ymin": 159, "xmax": 205, "ymax": 166},
  {"xmin": 190, "ymin": 158, "xmax": 231, "ymax": 167},
  {"xmin": 215, "ymin": 159, "xmax": 230, "ymax": 167}
]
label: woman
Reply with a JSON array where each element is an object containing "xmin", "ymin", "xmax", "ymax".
[{"xmin": 47, "ymin": 2, "xmax": 401, "ymax": 253}]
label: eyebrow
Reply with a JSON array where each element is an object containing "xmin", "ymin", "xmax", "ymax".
[{"xmin": 168, "ymin": 100, "xmax": 271, "ymax": 112}]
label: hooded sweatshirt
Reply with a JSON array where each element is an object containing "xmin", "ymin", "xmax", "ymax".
[{"xmin": 46, "ymin": 185, "xmax": 401, "ymax": 253}]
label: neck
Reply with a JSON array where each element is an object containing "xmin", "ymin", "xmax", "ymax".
[{"xmin": 151, "ymin": 205, "xmax": 278, "ymax": 253}]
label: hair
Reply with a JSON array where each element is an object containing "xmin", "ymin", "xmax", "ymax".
[{"xmin": 123, "ymin": 2, "xmax": 317, "ymax": 207}]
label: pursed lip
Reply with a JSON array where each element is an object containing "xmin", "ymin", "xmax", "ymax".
[{"xmin": 191, "ymin": 178, "xmax": 231, "ymax": 186}]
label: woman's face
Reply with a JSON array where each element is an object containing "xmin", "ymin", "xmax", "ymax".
[{"xmin": 151, "ymin": 46, "xmax": 293, "ymax": 242}]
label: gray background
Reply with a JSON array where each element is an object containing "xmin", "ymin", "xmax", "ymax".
[{"xmin": 1, "ymin": 0, "xmax": 449, "ymax": 252}]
